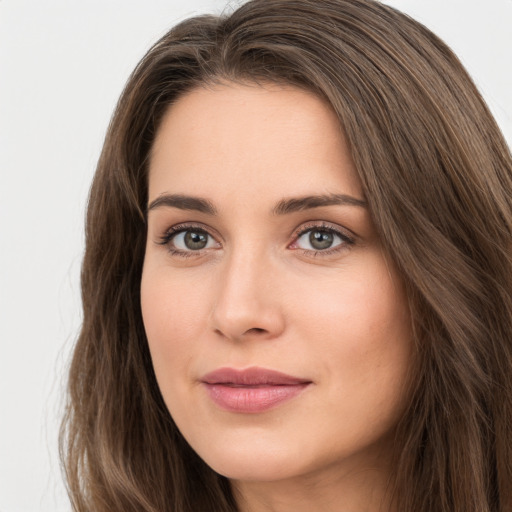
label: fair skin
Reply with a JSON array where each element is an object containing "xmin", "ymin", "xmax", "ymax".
[{"xmin": 141, "ymin": 82, "xmax": 413, "ymax": 512}]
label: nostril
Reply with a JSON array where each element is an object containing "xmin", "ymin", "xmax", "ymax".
[{"xmin": 247, "ymin": 328, "xmax": 266, "ymax": 334}]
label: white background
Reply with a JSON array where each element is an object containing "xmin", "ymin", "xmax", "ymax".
[{"xmin": 0, "ymin": 1, "xmax": 510, "ymax": 511}]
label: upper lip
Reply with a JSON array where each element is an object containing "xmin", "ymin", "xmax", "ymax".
[{"xmin": 201, "ymin": 367, "xmax": 311, "ymax": 386}]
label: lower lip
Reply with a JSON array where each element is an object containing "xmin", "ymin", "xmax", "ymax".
[{"xmin": 203, "ymin": 383, "xmax": 310, "ymax": 413}]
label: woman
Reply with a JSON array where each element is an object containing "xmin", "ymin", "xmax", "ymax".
[{"xmin": 60, "ymin": 0, "xmax": 512, "ymax": 511}]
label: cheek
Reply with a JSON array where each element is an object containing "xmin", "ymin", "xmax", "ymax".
[
  {"xmin": 291, "ymin": 263, "xmax": 409, "ymax": 345},
  {"xmin": 288, "ymin": 262, "xmax": 412, "ymax": 407},
  {"xmin": 140, "ymin": 265, "xmax": 211, "ymax": 379}
]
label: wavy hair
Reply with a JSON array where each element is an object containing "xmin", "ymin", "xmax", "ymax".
[{"xmin": 60, "ymin": 0, "xmax": 512, "ymax": 510}]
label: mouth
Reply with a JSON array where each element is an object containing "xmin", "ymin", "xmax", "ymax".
[{"xmin": 200, "ymin": 367, "xmax": 312, "ymax": 413}]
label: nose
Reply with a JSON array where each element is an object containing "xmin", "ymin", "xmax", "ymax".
[{"xmin": 210, "ymin": 249, "xmax": 286, "ymax": 342}]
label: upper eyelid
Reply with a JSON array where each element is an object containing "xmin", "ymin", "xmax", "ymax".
[
  {"xmin": 160, "ymin": 220, "xmax": 350, "ymax": 237},
  {"xmin": 292, "ymin": 221, "xmax": 355, "ymax": 240},
  {"xmin": 162, "ymin": 222, "xmax": 222, "ymax": 241}
]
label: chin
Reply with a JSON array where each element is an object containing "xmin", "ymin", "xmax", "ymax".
[
  {"xmin": 188, "ymin": 433, "xmax": 308, "ymax": 482},
  {"xmin": 206, "ymin": 453, "xmax": 301, "ymax": 482}
]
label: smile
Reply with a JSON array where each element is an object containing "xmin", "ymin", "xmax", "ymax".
[{"xmin": 201, "ymin": 367, "xmax": 312, "ymax": 413}]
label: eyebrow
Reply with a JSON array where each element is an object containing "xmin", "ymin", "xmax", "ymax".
[
  {"xmin": 146, "ymin": 192, "xmax": 367, "ymax": 216},
  {"xmin": 147, "ymin": 194, "xmax": 217, "ymax": 215},
  {"xmin": 272, "ymin": 193, "xmax": 367, "ymax": 215}
]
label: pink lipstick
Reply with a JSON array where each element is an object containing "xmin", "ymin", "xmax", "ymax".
[{"xmin": 201, "ymin": 367, "xmax": 311, "ymax": 413}]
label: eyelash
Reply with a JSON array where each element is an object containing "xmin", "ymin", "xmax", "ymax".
[{"xmin": 157, "ymin": 222, "xmax": 355, "ymax": 259}]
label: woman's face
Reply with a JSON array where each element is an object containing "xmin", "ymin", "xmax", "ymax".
[{"xmin": 141, "ymin": 82, "xmax": 413, "ymax": 484}]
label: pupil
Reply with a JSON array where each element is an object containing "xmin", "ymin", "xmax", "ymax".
[
  {"xmin": 185, "ymin": 231, "xmax": 207, "ymax": 250},
  {"xmin": 310, "ymin": 230, "xmax": 333, "ymax": 250}
]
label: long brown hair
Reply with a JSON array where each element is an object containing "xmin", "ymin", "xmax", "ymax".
[{"xmin": 60, "ymin": 1, "xmax": 512, "ymax": 510}]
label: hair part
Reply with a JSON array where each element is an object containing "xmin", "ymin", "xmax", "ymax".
[{"xmin": 61, "ymin": 1, "xmax": 512, "ymax": 510}]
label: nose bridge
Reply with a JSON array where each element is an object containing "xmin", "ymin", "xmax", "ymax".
[{"xmin": 210, "ymin": 242, "xmax": 284, "ymax": 340}]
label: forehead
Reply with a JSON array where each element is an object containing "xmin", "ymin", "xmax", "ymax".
[{"xmin": 148, "ymin": 82, "xmax": 363, "ymax": 205}]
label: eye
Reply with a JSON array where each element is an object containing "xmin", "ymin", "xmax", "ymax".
[
  {"xmin": 290, "ymin": 223, "xmax": 355, "ymax": 255},
  {"xmin": 296, "ymin": 228, "xmax": 342, "ymax": 251},
  {"xmin": 158, "ymin": 225, "xmax": 220, "ymax": 255},
  {"xmin": 172, "ymin": 229, "xmax": 216, "ymax": 251},
  {"xmin": 299, "ymin": 229, "xmax": 340, "ymax": 250}
]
